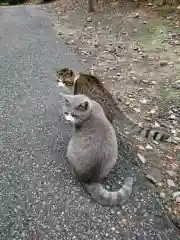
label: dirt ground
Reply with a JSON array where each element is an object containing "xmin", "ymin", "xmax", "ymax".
[{"xmin": 44, "ymin": 0, "xmax": 180, "ymax": 229}]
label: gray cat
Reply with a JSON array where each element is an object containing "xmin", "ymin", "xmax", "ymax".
[{"xmin": 60, "ymin": 93, "xmax": 133, "ymax": 206}]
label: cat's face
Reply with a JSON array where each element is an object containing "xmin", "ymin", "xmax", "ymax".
[
  {"xmin": 56, "ymin": 68, "xmax": 75, "ymax": 88},
  {"xmin": 60, "ymin": 94, "xmax": 91, "ymax": 124}
]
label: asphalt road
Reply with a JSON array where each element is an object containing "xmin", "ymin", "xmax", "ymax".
[{"xmin": 0, "ymin": 5, "xmax": 179, "ymax": 240}]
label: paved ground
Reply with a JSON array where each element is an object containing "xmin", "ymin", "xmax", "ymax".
[{"xmin": 0, "ymin": 5, "xmax": 179, "ymax": 240}]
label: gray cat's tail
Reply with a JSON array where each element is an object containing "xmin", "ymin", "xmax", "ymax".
[
  {"xmin": 114, "ymin": 106, "xmax": 171, "ymax": 143},
  {"xmin": 85, "ymin": 177, "xmax": 133, "ymax": 206}
]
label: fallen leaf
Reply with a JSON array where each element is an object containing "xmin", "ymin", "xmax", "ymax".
[
  {"xmin": 174, "ymin": 145, "xmax": 180, "ymax": 151},
  {"xmin": 137, "ymin": 145, "xmax": 145, "ymax": 150},
  {"xmin": 167, "ymin": 179, "xmax": 176, "ymax": 187},
  {"xmin": 134, "ymin": 13, "xmax": 140, "ymax": 18},
  {"xmin": 159, "ymin": 60, "xmax": 168, "ymax": 66},
  {"xmin": 154, "ymin": 122, "xmax": 160, "ymax": 128},
  {"xmin": 169, "ymin": 114, "xmax": 176, "ymax": 120},
  {"xmin": 86, "ymin": 15, "xmax": 92, "ymax": 22},
  {"xmin": 176, "ymin": 196, "xmax": 180, "ymax": 203},
  {"xmin": 166, "ymin": 170, "xmax": 176, "ymax": 177},
  {"xmin": 160, "ymin": 191, "xmax": 166, "ymax": 198},
  {"xmin": 137, "ymin": 153, "xmax": 146, "ymax": 163},
  {"xmin": 146, "ymin": 167, "xmax": 163, "ymax": 184},
  {"xmin": 172, "ymin": 191, "xmax": 180, "ymax": 198},
  {"xmin": 139, "ymin": 98, "xmax": 149, "ymax": 104},
  {"xmin": 145, "ymin": 144, "xmax": 153, "ymax": 150},
  {"xmin": 134, "ymin": 108, "xmax": 141, "ymax": 113},
  {"xmin": 166, "ymin": 155, "xmax": 173, "ymax": 160},
  {"xmin": 150, "ymin": 108, "xmax": 156, "ymax": 114},
  {"xmin": 170, "ymin": 161, "xmax": 178, "ymax": 170}
]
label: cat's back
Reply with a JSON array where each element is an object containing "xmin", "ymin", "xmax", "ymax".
[
  {"xmin": 79, "ymin": 100, "xmax": 116, "ymax": 140},
  {"xmin": 77, "ymin": 73, "xmax": 107, "ymax": 95},
  {"xmin": 76, "ymin": 73, "xmax": 116, "ymax": 121},
  {"xmin": 79, "ymin": 73, "xmax": 104, "ymax": 86},
  {"xmin": 70, "ymin": 98, "xmax": 117, "ymax": 159}
]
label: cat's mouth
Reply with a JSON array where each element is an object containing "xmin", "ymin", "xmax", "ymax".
[{"xmin": 57, "ymin": 76, "xmax": 65, "ymax": 87}]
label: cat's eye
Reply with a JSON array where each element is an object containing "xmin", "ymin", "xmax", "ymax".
[
  {"xmin": 84, "ymin": 102, "xmax": 88, "ymax": 110},
  {"xmin": 64, "ymin": 98, "xmax": 70, "ymax": 105},
  {"xmin": 71, "ymin": 113, "xmax": 77, "ymax": 118},
  {"xmin": 64, "ymin": 111, "xmax": 68, "ymax": 115},
  {"xmin": 68, "ymin": 70, "xmax": 73, "ymax": 76}
]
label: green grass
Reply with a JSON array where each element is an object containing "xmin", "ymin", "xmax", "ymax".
[
  {"xmin": 159, "ymin": 87, "xmax": 180, "ymax": 104},
  {"xmin": 137, "ymin": 22, "xmax": 170, "ymax": 52},
  {"xmin": 155, "ymin": 4, "xmax": 180, "ymax": 16}
]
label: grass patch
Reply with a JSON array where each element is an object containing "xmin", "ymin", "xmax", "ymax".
[
  {"xmin": 159, "ymin": 87, "xmax": 180, "ymax": 104},
  {"xmin": 156, "ymin": 5, "xmax": 178, "ymax": 16},
  {"xmin": 152, "ymin": 3, "xmax": 180, "ymax": 19},
  {"xmin": 28, "ymin": 0, "xmax": 42, "ymax": 4},
  {"xmin": 174, "ymin": 64, "xmax": 180, "ymax": 72},
  {"xmin": 138, "ymin": 22, "xmax": 170, "ymax": 51}
]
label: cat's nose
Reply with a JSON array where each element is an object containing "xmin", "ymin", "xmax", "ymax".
[{"xmin": 58, "ymin": 81, "xmax": 65, "ymax": 87}]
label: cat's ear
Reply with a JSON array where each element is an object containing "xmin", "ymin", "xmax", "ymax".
[
  {"xmin": 68, "ymin": 69, "xmax": 73, "ymax": 76},
  {"xmin": 60, "ymin": 93, "xmax": 70, "ymax": 104},
  {"xmin": 77, "ymin": 100, "xmax": 89, "ymax": 111}
]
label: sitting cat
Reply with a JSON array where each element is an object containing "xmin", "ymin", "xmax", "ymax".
[{"xmin": 60, "ymin": 93, "xmax": 133, "ymax": 206}]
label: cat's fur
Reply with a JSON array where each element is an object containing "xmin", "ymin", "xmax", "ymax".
[
  {"xmin": 56, "ymin": 68, "xmax": 176, "ymax": 144},
  {"xmin": 60, "ymin": 93, "xmax": 133, "ymax": 206}
]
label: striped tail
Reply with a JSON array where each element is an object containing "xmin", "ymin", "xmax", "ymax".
[
  {"xmin": 127, "ymin": 122, "xmax": 170, "ymax": 142},
  {"xmin": 85, "ymin": 177, "xmax": 133, "ymax": 206},
  {"xmin": 114, "ymin": 107, "xmax": 170, "ymax": 143}
]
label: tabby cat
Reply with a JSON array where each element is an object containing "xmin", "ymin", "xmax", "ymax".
[
  {"xmin": 56, "ymin": 68, "xmax": 175, "ymax": 144},
  {"xmin": 60, "ymin": 93, "xmax": 133, "ymax": 206}
]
